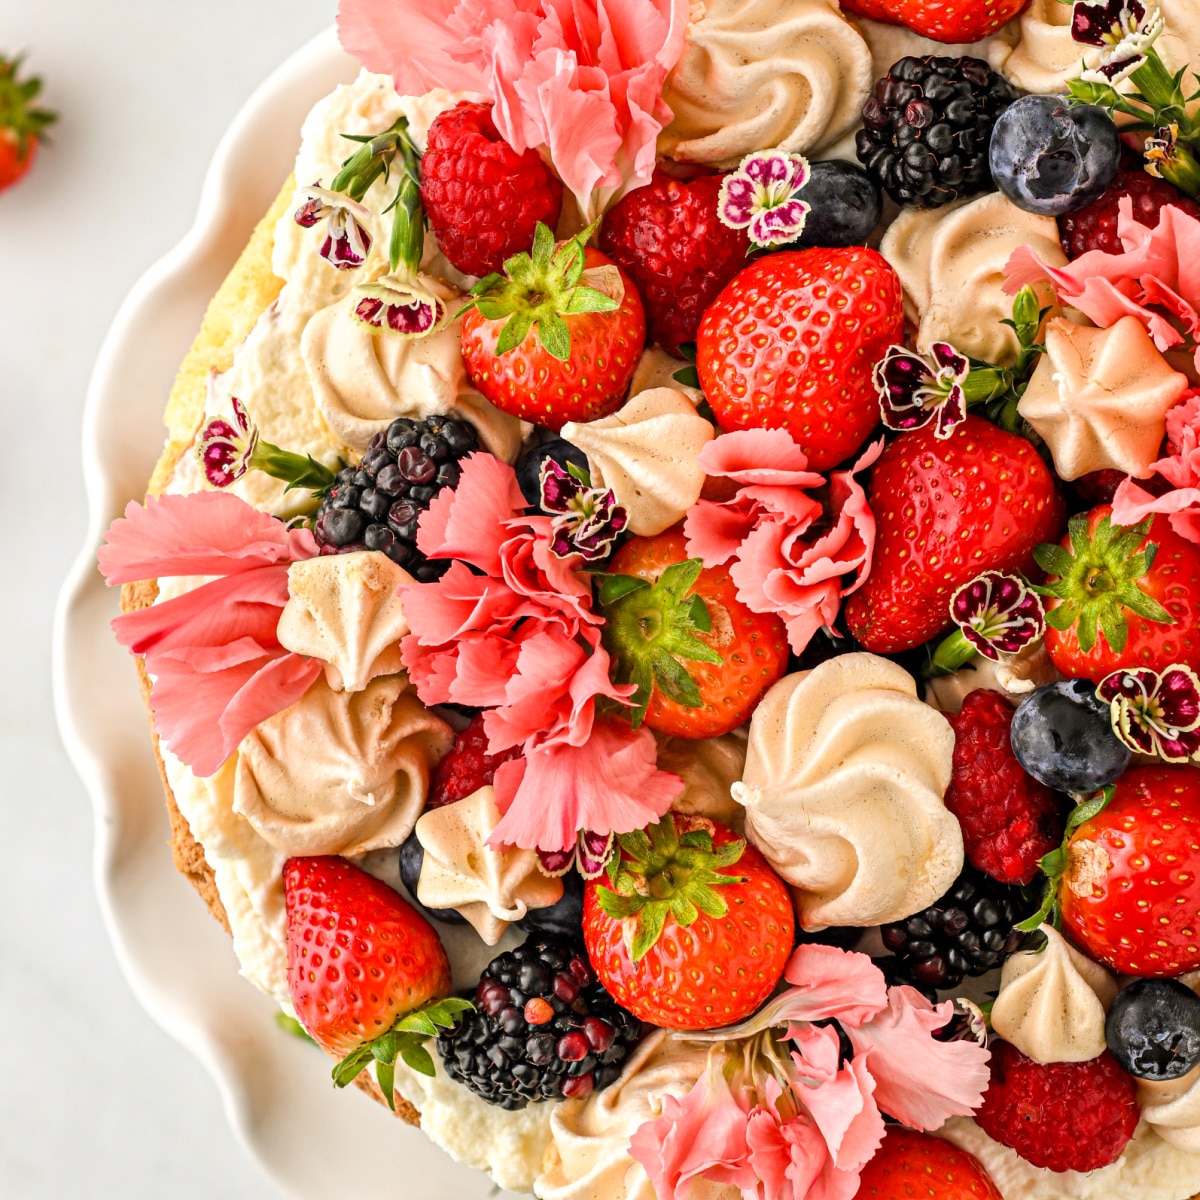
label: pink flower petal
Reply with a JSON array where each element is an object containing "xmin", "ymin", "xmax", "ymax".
[
  {"xmin": 746, "ymin": 1084, "xmax": 830, "ymax": 1200},
  {"xmin": 696, "ymin": 427, "xmax": 820, "ymax": 485},
  {"xmin": 683, "ymin": 496, "xmax": 762, "ymax": 567},
  {"xmin": 782, "ymin": 945, "xmax": 890, "ymax": 1029},
  {"xmin": 793, "ymin": 1046, "xmax": 885, "ymax": 1173},
  {"xmin": 398, "ymin": 562, "xmax": 525, "ymax": 647},
  {"xmin": 416, "ymin": 452, "xmax": 526, "ymax": 572}
]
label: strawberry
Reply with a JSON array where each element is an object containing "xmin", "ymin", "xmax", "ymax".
[
  {"xmin": 844, "ymin": 416, "xmax": 1065, "ymax": 654},
  {"xmin": 1036, "ymin": 507, "xmax": 1200, "ymax": 682},
  {"xmin": 582, "ymin": 813, "xmax": 794, "ymax": 1030},
  {"xmin": 854, "ymin": 1127, "xmax": 1002, "ymax": 1200},
  {"xmin": 598, "ymin": 526, "xmax": 789, "ymax": 739},
  {"xmin": 0, "ymin": 55, "xmax": 56, "ymax": 193},
  {"xmin": 696, "ymin": 246, "xmax": 905, "ymax": 472},
  {"xmin": 841, "ymin": 0, "xmax": 1030, "ymax": 43},
  {"xmin": 284, "ymin": 856, "xmax": 467, "ymax": 1108},
  {"xmin": 459, "ymin": 222, "xmax": 646, "ymax": 431}
]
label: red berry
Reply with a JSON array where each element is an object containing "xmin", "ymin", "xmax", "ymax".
[
  {"xmin": 841, "ymin": 0, "xmax": 1027, "ymax": 42},
  {"xmin": 428, "ymin": 713, "xmax": 522, "ymax": 808},
  {"xmin": 854, "ymin": 1127, "xmax": 1002, "ymax": 1199},
  {"xmin": 0, "ymin": 56, "xmax": 56, "ymax": 194},
  {"xmin": 421, "ymin": 101, "xmax": 563, "ymax": 277},
  {"xmin": 945, "ymin": 690, "xmax": 1063, "ymax": 886},
  {"xmin": 975, "ymin": 1041, "xmax": 1139, "ymax": 1173}
]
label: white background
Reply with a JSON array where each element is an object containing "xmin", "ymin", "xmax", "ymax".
[{"xmin": 1, "ymin": 2, "xmax": 334, "ymax": 1196}]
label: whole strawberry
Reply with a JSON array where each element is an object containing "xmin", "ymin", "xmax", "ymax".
[
  {"xmin": 420, "ymin": 101, "xmax": 563, "ymax": 278},
  {"xmin": 841, "ymin": 0, "xmax": 1030, "ymax": 43},
  {"xmin": 697, "ymin": 246, "xmax": 904, "ymax": 471},
  {"xmin": 582, "ymin": 814, "xmax": 793, "ymax": 1030},
  {"xmin": 974, "ymin": 1041, "xmax": 1138, "ymax": 1173},
  {"xmin": 1058, "ymin": 764, "xmax": 1200, "ymax": 976},
  {"xmin": 598, "ymin": 169, "xmax": 749, "ymax": 356},
  {"xmin": 0, "ymin": 54, "xmax": 56, "ymax": 193},
  {"xmin": 854, "ymin": 1127, "xmax": 1002, "ymax": 1200},
  {"xmin": 460, "ymin": 223, "xmax": 646, "ymax": 431},
  {"xmin": 428, "ymin": 712, "xmax": 522, "ymax": 809},
  {"xmin": 945, "ymin": 689, "xmax": 1062, "ymax": 886},
  {"xmin": 845, "ymin": 416, "xmax": 1065, "ymax": 654}
]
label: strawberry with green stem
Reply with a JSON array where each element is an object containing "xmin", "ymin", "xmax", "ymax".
[{"xmin": 0, "ymin": 54, "xmax": 56, "ymax": 193}]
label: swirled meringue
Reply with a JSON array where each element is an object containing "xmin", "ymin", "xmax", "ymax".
[
  {"xmin": 415, "ymin": 786, "xmax": 563, "ymax": 944},
  {"xmin": 990, "ymin": 925, "xmax": 1118, "ymax": 1064},
  {"xmin": 879, "ymin": 192, "xmax": 1066, "ymax": 366},
  {"xmin": 731, "ymin": 653, "xmax": 961, "ymax": 928},
  {"xmin": 233, "ymin": 673, "xmax": 452, "ymax": 857},
  {"xmin": 300, "ymin": 276, "xmax": 522, "ymax": 461},
  {"xmin": 659, "ymin": 0, "xmax": 874, "ymax": 167},
  {"xmin": 657, "ymin": 729, "xmax": 748, "ymax": 830},
  {"xmin": 560, "ymin": 387, "xmax": 714, "ymax": 537}
]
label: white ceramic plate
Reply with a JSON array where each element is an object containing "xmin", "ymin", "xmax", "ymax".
[{"xmin": 54, "ymin": 28, "xmax": 521, "ymax": 1200}]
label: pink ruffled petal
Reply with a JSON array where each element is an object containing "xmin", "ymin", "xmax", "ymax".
[
  {"xmin": 683, "ymin": 496, "xmax": 762, "ymax": 567},
  {"xmin": 746, "ymin": 1087, "xmax": 829, "ymax": 1200},
  {"xmin": 696, "ymin": 427, "xmax": 819, "ymax": 484},
  {"xmin": 794, "ymin": 1050, "xmax": 885, "ymax": 1173},
  {"xmin": 397, "ymin": 563, "xmax": 525, "ymax": 648},
  {"xmin": 782, "ymin": 945, "xmax": 890, "ymax": 1028}
]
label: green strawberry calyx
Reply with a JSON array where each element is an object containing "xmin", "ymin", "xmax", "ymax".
[
  {"xmin": 457, "ymin": 221, "xmax": 621, "ymax": 362},
  {"xmin": 331, "ymin": 995, "xmax": 473, "ymax": 1111},
  {"xmin": 0, "ymin": 54, "xmax": 57, "ymax": 159},
  {"xmin": 596, "ymin": 559, "xmax": 723, "ymax": 728},
  {"xmin": 596, "ymin": 815, "xmax": 747, "ymax": 962},
  {"xmin": 1032, "ymin": 513, "xmax": 1173, "ymax": 655}
]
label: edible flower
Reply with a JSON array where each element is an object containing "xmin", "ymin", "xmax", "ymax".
[
  {"xmin": 717, "ymin": 150, "xmax": 811, "ymax": 249},
  {"xmin": 951, "ymin": 571, "xmax": 1046, "ymax": 660},
  {"xmin": 351, "ymin": 273, "xmax": 446, "ymax": 337},
  {"xmin": 536, "ymin": 828, "xmax": 614, "ymax": 878},
  {"xmin": 540, "ymin": 459, "xmax": 628, "ymax": 562},
  {"xmin": 293, "ymin": 184, "xmax": 373, "ymax": 270},
  {"xmin": 1097, "ymin": 664, "xmax": 1200, "ymax": 760},
  {"xmin": 874, "ymin": 342, "xmax": 970, "ymax": 439},
  {"xmin": 1071, "ymin": 0, "xmax": 1165, "ymax": 82}
]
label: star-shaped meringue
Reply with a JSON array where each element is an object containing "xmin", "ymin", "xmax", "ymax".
[
  {"xmin": 414, "ymin": 786, "xmax": 563, "ymax": 944},
  {"xmin": 1018, "ymin": 316, "xmax": 1188, "ymax": 480}
]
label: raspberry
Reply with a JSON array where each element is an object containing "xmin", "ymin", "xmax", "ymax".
[
  {"xmin": 428, "ymin": 713, "xmax": 522, "ymax": 809},
  {"xmin": 598, "ymin": 168, "xmax": 749, "ymax": 355},
  {"xmin": 420, "ymin": 101, "xmax": 563, "ymax": 277},
  {"xmin": 944, "ymin": 690, "xmax": 1063, "ymax": 885},
  {"xmin": 975, "ymin": 1041, "xmax": 1139, "ymax": 1173}
]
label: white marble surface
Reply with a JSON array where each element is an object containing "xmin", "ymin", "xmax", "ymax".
[{"xmin": 1, "ymin": 3, "xmax": 334, "ymax": 1196}]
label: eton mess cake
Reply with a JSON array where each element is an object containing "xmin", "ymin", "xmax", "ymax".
[{"xmin": 97, "ymin": 0, "xmax": 1200, "ymax": 1195}]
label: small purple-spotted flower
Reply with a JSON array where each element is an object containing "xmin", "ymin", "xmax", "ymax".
[
  {"xmin": 949, "ymin": 571, "xmax": 1046, "ymax": 661},
  {"xmin": 540, "ymin": 460, "xmax": 629, "ymax": 563},
  {"xmin": 1072, "ymin": 0, "xmax": 1165, "ymax": 83},
  {"xmin": 537, "ymin": 829, "xmax": 613, "ymax": 879},
  {"xmin": 1097, "ymin": 665, "xmax": 1200, "ymax": 761},
  {"xmin": 874, "ymin": 342, "xmax": 970, "ymax": 439},
  {"xmin": 293, "ymin": 184, "xmax": 373, "ymax": 270},
  {"xmin": 717, "ymin": 150, "xmax": 811, "ymax": 248},
  {"xmin": 350, "ymin": 273, "xmax": 445, "ymax": 338},
  {"xmin": 197, "ymin": 397, "xmax": 258, "ymax": 488}
]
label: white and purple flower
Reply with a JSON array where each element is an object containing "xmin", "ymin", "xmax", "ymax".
[
  {"xmin": 537, "ymin": 829, "xmax": 613, "ymax": 879},
  {"xmin": 540, "ymin": 460, "xmax": 629, "ymax": 563},
  {"xmin": 874, "ymin": 341, "xmax": 971, "ymax": 439},
  {"xmin": 293, "ymin": 184, "xmax": 373, "ymax": 271},
  {"xmin": 197, "ymin": 398, "xmax": 259, "ymax": 488},
  {"xmin": 351, "ymin": 273, "xmax": 446, "ymax": 338},
  {"xmin": 717, "ymin": 150, "xmax": 811, "ymax": 248},
  {"xmin": 950, "ymin": 570, "xmax": 1046, "ymax": 661},
  {"xmin": 1097, "ymin": 664, "xmax": 1200, "ymax": 760},
  {"xmin": 1072, "ymin": 0, "xmax": 1165, "ymax": 83}
]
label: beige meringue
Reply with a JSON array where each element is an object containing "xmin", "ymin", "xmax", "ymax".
[
  {"xmin": 732, "ymin": 653, "xmax": 961, "ymax": 928},
  {"xmin": 233, "ymin": 674, "xmax": 452, "ymax": 857},
  {"xmin": 277, "ymin": 552, "xmax": 410, "ymax": 692},
  {"xmin": 880, "ymin": 192, "xmax": 1065, "ymax": 365},
  {"xmin": 629, "ymin": 347, "xmax": 702, "ymax": 406},
  {"xmin": 990, "ymin": 925, "xmax": 1118, "ymax": 1064},
  {"xmin": 657, "ymin": 729, "xmax": 748, "ymax": 831},
  {"xmin": 659, "ymin": 0, "xmax": 874, "ymax": 167},
  {"xmin": 415, "ymin": 786, "xmax": 563, "ymax": 944},
  {"xmin": 300, "ymin": 276, "xmax": 522, "ymax": 461},
  {"xmin": 924, "ymin": 641, "xmax": 1063, "ymax": 715},
  {"xmin": 1018, "ymin": 317, "xmax": 1189, "ymax": 481},
  {"xmin": 560, "ymin": 388, "xmax": 714, "ymax": 537}
]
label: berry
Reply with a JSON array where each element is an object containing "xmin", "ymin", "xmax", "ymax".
[
  {"xmin": 583, "ymin": 814, "xmax": 794, "ymax": 1030},
  {"xmin": 790, "ymin": 160, "xmax": 882, "ymax": 249},
  {"xmin": 420, "ymin": 101, "xmax": 563, "ymax": 278},
  {"xmin": 856, "ymin": 57, "xmax": 1017, "ymax": 209},
  {"xmin": 842, "ymin": 0, "xmax": 1029, "ymax": 43},
  {"xmin": 696, "ymin": 246, "xmax": 905, "ymax": 472},
  {"xmin": 1059, "ymin": 764, "xmax": 1200, "ymax": 977},
  {"xmin": 598, "ymin": 168, "xmax": 750, "ymax": 355},
  {"xmin": 1009, "ymin": 679, "xmax": 1131, "ymax": 794},
  {"xmin": 974, "ymin": 1041, "xmax": 1138, "ymax": 1173},
  {"xmin": 989, "ymin": 96, "xmax": 1120, "ymax": 217},
  {"xmin": 427, "ymin": 713, "xmax": 523, "ymax": 809},
  {"xmin": 1107, "ymin": 978, "xmax": 1200, "ymax": 1081},
  {"xmin": 312, "ymin": 414, "xmax": 479, "ymax": 579},
  {"xmin": 879, "ymin": 865, "xmax": 1025, "ymax": 991},
  {"xmin": 1073, "ymin": 468, "xmax": 1130, "ymax": 507},
  {"xmin": 435, "ymin": 934, "xmax": 640, "ymax": 1109},
  {"xmin": 945, "ymin": 689, "xmax": 1063, "ymax": 886},
  {"xmin": 845, "ymin": 417, "xmax": 1065, "ymax": 654},
  {"xmin": 515, "ymin": 438, "xmax": 591, "ymax": 509},
  {"xmin": 397, "ymin": 831, "xmax": 468, "ymax": 926},
  {"xmin": 0, "ymin": 55, "xmax": 56, "ymax": 193},
  {"xmin": 853, "ymin": 1127, "xmax": 1002, "ymax": 1200},
  {"xmin": 518, "ymin": 870, "xmax": 585, "ymax": 937}
]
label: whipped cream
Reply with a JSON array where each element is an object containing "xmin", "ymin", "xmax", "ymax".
[
  {"xmin": 732, "ymin": 653, "xmax": 961, "ymax": 928},
  {"xmin": 924, "ymin": 641, "xmax": 1063, "ymax": 714},
  {"xmin": 657, "ymin": 728, "xmax": 748, "ymax": 831}
]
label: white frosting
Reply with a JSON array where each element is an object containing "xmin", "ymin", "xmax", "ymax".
[
  {"xmin": 414, "ymin": 786, "xmax": 563, "ymax": 945},
  {"xmin": 628, "ymin": 347, "xmax": 702, "ymax": 407},
  {"xmin": 879, "ymin": 192, "xmax": 1066, "ymax": 366},
  {"xmin": 1141, "ymin": 974, "xmax": 1200, "ymax": 1152},
  {"xmin": 854, "ymin": 15, "xmax": 1015, "ymax": 81},
  {"xmin": 732, "ymin": 654, "xmax": 962, "ymax": 928},
  {"xmin": 659, "ymin": 0, "xmax": 874, "ymax": 167},
  {"xmin": 990, "ymin": 925, "xmax": 1118, "ymax": 1064},
  {"xmin": 560, "ymin": 387, "xmax": 714, "ymax": 537},
  {"xmin": 924, "ymin": 642, "xmax": 1064, "ymax": 714},
  {"xmin": 658, "ymin": 728, "xmax": 748, "ymax": 831}
]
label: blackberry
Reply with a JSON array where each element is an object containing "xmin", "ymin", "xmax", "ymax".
[
  {"xmin": 855, "ymin": 56, "xmax": 1018, "ymax": 209},
  {"xmin": 879, "ymin": 866, "xmax": 1025, "ymax": 991},
  {"xmin": 312, "ymin": 414, "xmax": 478, "ymax": 581},
  {"xmin": 437, "ymin": 934, "xmax": 641, "ymax": 1110}
]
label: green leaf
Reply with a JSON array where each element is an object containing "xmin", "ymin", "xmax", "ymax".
[
  {"xmin": 657, "ymin": 558, "xmax": 704, "ymax": 598},
  {"xmin": 596, "ymin": 886, "xmax": 646, "ymax": 920},
  {"xmin": 1066, "ymin": 785, "xmax": 1115, "ymax": 836},
  {"xmin": 566, "ymin": 461, "xmax": 592, "ymax": 485},
  {"xmin": 376, "ymin": 1058, "xmax": 397, "ymax": 1111},
  {"xmin": 1044, "ymin": 600, "xmax": 1079, "ymax": 632},
  {"xmin": 1116, "ymin": 584, "xmax": 1172, "ymax": 627},
  {"xmin": 631, "ymin": 903, "xmax": 668, "ymax": 962},
  {"xmin": 672, "ymin": 364, "xmax": 701, "ymax": 388},
  {"xmin": 686, "ymin": 881, "xmax": 730, "ymax": 919},
  {"xmin": 470, "ymin": 272, "xmax": 506, "ymax": 297},
  {"xmin": 709, "ymin": 838, "xmax": 747, "ymax": 869},
  {"xmin": 687, "ymin": 594, "xmax": 711, "ymax": 633},
  {"xmin": 669, "ymin": 892, "xmax": 699, "ymax": 927},
  {"xmin": 496, "ymin": 309, "xmax": 535, "ymax": 355},
  {"xmin": 1098, "ymin": 605, "xmax": 1129, "ymax": 655},
  {"xmin": 531, "ymin": 221, "xmax": 556, "ymax": 267},
  {"xmin": 652, "ymin": 652, "xmax": 704, "ymax": 708},
  {"xmin": 564, "ymin": 286, "xmax": 619, "ymax": 315},
  {"xmin": 506, "ymin": 253, "xmax": 539, "ymax": 288},
  {"xmin": 596, "ymin": 573, "xmax": 650, "ymax": 606},
  {"xmin": 1076, "ymin": 602, "xmax": 1100, "ymax": 653},
  {"xmin": 400, "ymin": 1040, "xmax": 436, "ymax": 1078},
  {"xmin": 397, "ymin": 1010, "xmax": 439, "ymax": 1039},
  {"xmin": 538, "ymin": 311, "xmax": 572, "ymax": 362},
  {"xmin": 1033, "ymin": 542, "xmax": 1073, "ymax": 577},
  {"xmin": 332, "ymin": 1045, "xmax": 373, "ymax": 1088}
]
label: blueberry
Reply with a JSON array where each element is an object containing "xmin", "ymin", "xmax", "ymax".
[
  {"xmin": 988, "ymin": 95, "xmax": 1121, "ymax": 217},
  {"xmin": 1107, "ymin": 979, "xmax": 1200, "ymax": 1080},
  {"xmin": 791, "ymin": 161, "xmax": 882, "ymax": 249},
  {"xmin": 514, "ymin": 439, "xmax": 591, "ymax": 509},
  {"xmin": 518, "ymin": 871, "xmax": 584, "ymax": 936},
  {"xmin": 397, "ymin": 831, "xmax": 467, "ymax": 925},
  {"xmin": 1010, "ymin": 679, "xmax": 1131, "ymax": 793}
]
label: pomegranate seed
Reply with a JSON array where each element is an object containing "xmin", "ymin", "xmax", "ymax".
[
  {"xmin": 582, "ymin": 1016, "xmax": 615, "ymax": 1052},
  {"xmin": 554, "ymin": 974, "xmax": 580, "ymax": 1003}
]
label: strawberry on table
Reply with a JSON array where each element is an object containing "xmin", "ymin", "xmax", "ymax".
[
  {"xmin": 0, "ymin": 54, "xmax": 56, "ymax": 193},
  {"xmin": 854, "ymin": 1127, "xmax": 1002, "ymax": 1200}
]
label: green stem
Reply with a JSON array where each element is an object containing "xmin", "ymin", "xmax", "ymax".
[
  {"xmin": 963, "ymin": 367, "xmax": 1013, "ymax": 406},
  {"xmin": 1157, "ymin": 138, "xmax": 1200, "ymax": 200},
  {"xmin": 1131, "ymin": 52, "xmax": 1192, "ymax": 132},
  {"xmin": 924, "ymin": 628, "xmax": 978, "ymax": 677},
  {"xmin": 248, "ymin": 441, "xmax": 337, "ymax": 493}
]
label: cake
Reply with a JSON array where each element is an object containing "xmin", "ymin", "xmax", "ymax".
[{"xmin": 97, "ymin": 0, "xmax": 1200, "ymax": 1196}]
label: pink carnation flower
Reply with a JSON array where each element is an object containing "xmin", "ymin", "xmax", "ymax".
[
  {"xmin": 336, "ymin": 0, "xmax": 689, "ymax": 219},
  {"xmin": 683, "ymin": 429, "xmax": 882, "ymax": 655},
  {"xmin": 98, "ymin": 492, "xmax": 322, "ymax": 776}
]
